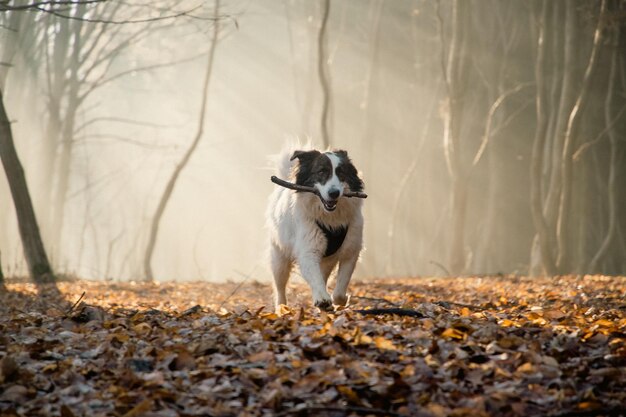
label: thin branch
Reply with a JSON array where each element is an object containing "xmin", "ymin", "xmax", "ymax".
[
  {"xmin": 81, "ymin": 15, "xmax": 159, "ymax": 82},
  {"xmin": 279, "ymin": 406, "xmax": 408, "ymax": 417},
  {"xmin": 351, "ymin": 295, "xmax": 399, "ymax": 307},
  {"xmin": 572, "ymin": 104, "xmax": 626, "ymax": 161},
  {"xmin": 74, "ymin": 134, "xmax": 177, "ymax": 150},
  {"xmin": 66, "ymin": 291, "xmax": 85, "ymax": 315},
  {"xmin": 0, "ymin": 0, "xmax": 104, "ymax": 11},
  {"xmin": 473, "ymin": 82, "xmax": 533, "ymax": 166},
  {"xmin": 270, "ymin": 176, "xmax": 367, "ymax": 199},
  {"xmin": 429, "ymin": 260, "xmax": 450, "ymax": 276},
  {"xmin": 74, "ymin": 116, "xmax": 180, "ymax": 134},
  {"xmin": 352, "ymin": 308, "xmax": 424, "ymax": 318},
  {"xmin": 78, "ymin": 1, "xmax": 127, "ymax": 69},
  {"xmin": 78, "ymin": 50, "xmax": 207, "ymax": 105},
  {"xmin": 218, "ymin": 269, "xmax": 256, "ymax": 310},
  {"xmin": 34, "ymin": 4, "xmax": 216, "ymax": 25}
]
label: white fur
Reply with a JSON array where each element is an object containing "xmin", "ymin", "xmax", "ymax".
[
  {"xmin": 316, "ymin": 152, "xmax": 344, "ymax": 202},
  {"xmin": 266, "ymin": 146, "xmax": 364, "ymax": 310}
]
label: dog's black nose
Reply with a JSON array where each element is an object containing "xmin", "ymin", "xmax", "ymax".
[{"xmin": 328, "ymin": 188, "xmax": 340, "ymax": 200}]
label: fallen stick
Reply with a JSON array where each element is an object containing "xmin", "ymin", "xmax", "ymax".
[
  {"xmin": 270, "ymin": 176, "xmax": 367, "ymax": 199},
  {"xmin": 66, "ymin": 291, "xmax": 86, "ymax": 315},
  {"xmin": 352, "ymin": 308, "xmax": 424, "ymax": 318}
]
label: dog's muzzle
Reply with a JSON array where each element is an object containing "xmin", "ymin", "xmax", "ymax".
[
  {"xmin": 320, "ymin": 187, "xmax": 341, "ymax": 212},
  {"xmin": 321, "ymin": 197, "xmax": 338, "ymax": 212}
]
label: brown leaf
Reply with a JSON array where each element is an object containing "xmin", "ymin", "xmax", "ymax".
[
  {"xmin": 122, "ymin": 399, "xmax": 152, "ymax": 417},
  {"xmin": 247, "ymin": 351, "xmax": 274, "ymax": 363},
  {"xmin": 170, "ymin": 350, "xmax": 196, "ymax": 371},
  {"xmin": 0, "ymin": 356, "xmax": 18, "ymax": 383},
  {"xmin": 374, "ymin": 336, "xmax": 397, "ymax": 350},
  {"xmin": 60, "ymin": 404, "xmax": 76, "ymax": 417},
  {"xmin": 0, "ymin": 385, "xmax": 28, "ymax": 403},
  {"xmin": 441, "ymin": 328, "xmax": 466, "ymax": 340},
  {"xmin": 337, "ymin": 385, "xmax": 362, "ymax": 405}
]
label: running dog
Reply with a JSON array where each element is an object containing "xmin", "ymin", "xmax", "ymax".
[{"xmin": 266, "ymin": 147, "xmax": 365, "ymax": 311}]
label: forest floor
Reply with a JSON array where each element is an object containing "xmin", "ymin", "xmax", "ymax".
[{"xmin": 0, "ymin": 275, "xmax": 625, "ymax": 417}]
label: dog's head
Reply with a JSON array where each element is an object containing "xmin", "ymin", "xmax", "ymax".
[{"xmin": 291, "ymin": 149, "xmax": 364, "ymax": 212}]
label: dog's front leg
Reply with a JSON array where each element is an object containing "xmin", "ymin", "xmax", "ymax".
[
  {"xmin": 298, "ymin": 255, "xmax": 333, "ymax": 311},
  {"xmin": 332, "ymin": 255, "xmax": 358, "ymax": 306}
]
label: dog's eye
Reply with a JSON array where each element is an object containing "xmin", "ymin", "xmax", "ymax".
[{"xmin": 318, "ymin": 167, "xmax": 330, "ymax": 175}]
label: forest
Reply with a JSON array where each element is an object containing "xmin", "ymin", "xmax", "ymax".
[
  {"xmin": 0, "ymin": 0, "xmax": 625, "ymax": 282},
  {"xmin": 1, "ymin": 1, "xmax": 625, "ymax": 416}
]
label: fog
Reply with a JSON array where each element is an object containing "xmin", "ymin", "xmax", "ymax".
[{"xmin": 1, "ymin": 0, "xmax": 625, "ymax": 281}]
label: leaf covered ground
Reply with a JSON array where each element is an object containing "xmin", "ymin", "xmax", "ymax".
[{"xmin": 0, "ymin": 275, "xmax": 625, "ymax": 417}]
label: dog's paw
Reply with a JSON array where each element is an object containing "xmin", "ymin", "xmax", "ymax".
[
  {"xmin": 314, "ymin": 298, "xmax": 333, "ymax": 312},
  {"xmin": 332, "ymin": 293, "xmax": 349, "ymax": 306}
]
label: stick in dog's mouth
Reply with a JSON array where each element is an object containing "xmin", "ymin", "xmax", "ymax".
[{"xmin": 270, "ymin": 176, "xmax": 368, "ymax": 199}]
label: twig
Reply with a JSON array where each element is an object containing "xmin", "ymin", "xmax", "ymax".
[
  {"xmin": 353, "ymin": 308, "xmax": 424, "ymax": 318},
  {"xmin": 271, "ymin": 176, "xmax": 368, "ymax": 199},
  {"xmin": 435, "ymin": 301, "xmax": 486, "ymax": 311},
  {"xmin": 351, "ymin": 296, "xmax": 399, "ymax": 307},
  {"xmin": 217, "ymin": 269, "xmax": 255, "ymax": 310},
  {"xmin": 35, "ymin": 4, "xmax": 215, "ymax": 25},
  {"xmin": 573, "ymin": 103, "xmax": 626, "ymax": 161},
  {"xmin": 0, "ymin": 0, "xmax": 105, "ymax": 11},
  {"xmin": 550, "ymin": 407, "xmax": 626, "ymax": 417},
  {"xmin": 429, "ymin": 260, "xmax": 450, "ymax": 276},
  {"xmin": 66, "ymin": 291, "xmax": 86, "ymax": 314},
  {"xmin": 279, "ymin": 405, "xmax": 407, "ymax": 417}
]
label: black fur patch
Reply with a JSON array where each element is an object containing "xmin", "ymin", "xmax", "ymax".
[
  {"xmin": 334, "ymin": 150, "xmax": 364, "ymax": 192},
  {"xmin": 316, "ymin": 221, "xmax": 348, "ymax": 257},
  {"xmin": 291, "ymin": 150, "xmax": 332, "ymax": 188},
  {"xmin": 291, "ymin": 149, "xmax": 364, "ymax": 193}
]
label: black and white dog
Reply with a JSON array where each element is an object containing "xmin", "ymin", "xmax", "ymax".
[{"xmin": 266, "ymin": 147, "xmax": 365, "ymax": 311}]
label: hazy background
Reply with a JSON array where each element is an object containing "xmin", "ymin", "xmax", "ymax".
[{"xmin": 1, "ymin": 0, "xmax": 624, "ymax": 281}]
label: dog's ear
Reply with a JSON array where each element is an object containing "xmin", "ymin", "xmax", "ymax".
[
  {"xmin": 290, "ymin": 150, "xmax": 320, "ymax": 161},
  {"xmin": 334, "ymin": 149, "xmax": 349, "ymax": 160}
]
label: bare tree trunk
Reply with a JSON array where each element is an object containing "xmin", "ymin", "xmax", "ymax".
[
  {"xmin": 589, "ymin": 26, "xmax": 618, "ymax": 272},
  {"xmin": 530, "ymin": 0, "xmax": 557, "ymax": 276},
  {"xmin": 0, "ymin": 90, "xmax": 53, "ymax": 283},
  {"xmin": 317, "ymin": 0, "xmax": 331, "ymax": 148},
  {"xmin": 42, "ymin": 14, "xmax": 71, "ymax": 239},
  {"xmin": 360, "ymin": 0, "xmax": 383, "ymax": 274},
  {"xmin": 439, "ymin": 0, "xmax": 469, "ymax": 275},
  {"xmin": 543, "ymin": 1, "xmax": 576, "ymax": 253},
  {"xmin": 50, "ymin": 99, "xmax": 78, "ymax": 256},
  {"xmin": 0, "ymin": 251, "xmax": 4, "ymax": 283},
  {"xmin": 143, "ymin": 0, "xmax": 221, "ymax": 281},
  {"xmin": 49, "ymin": 6, "xmax": 85, "ymax": 259},
  {"xmin": 556, "ymin": 0, "xmax": 606, "ymax": 270},
  {"xmin": 385, "ymin": 85, "xmax": 438, "ymax": 275}
]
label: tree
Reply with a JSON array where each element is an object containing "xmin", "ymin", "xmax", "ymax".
[
  {"xmin": 0, "ymin": 89, "xmax": 53, "ymax": 283},
  {"xmin": 0, "ymin": 250, "xmax": 4, "ymax": 283},
  {"xmin": 0, "ymin": 0, "xmax": 208, "ymax": 281},
  {"xmin": 529, "ymin": 0, "xmax": 557, "ymax": 275},
  {"xmin": 38, "ymin": 1, "xmax": 200, "ymax": 257},
  {"xmin": 438, "ymin": 0, "xmax": 470, "ymax": 275},
  {"xmin": 143, "ymin": 0, "xmax": 222, "ymax": 281},
  {"xmin": 317, "ymin": 0, "xmax": 332, "ymax": 148},
  {"xmin": 589, "ymin": 24, "xmax": 619, "ymax": 272},
  {"xmin": 529, "ymin": 0, "xmax": 610, "ymax": 275}
]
